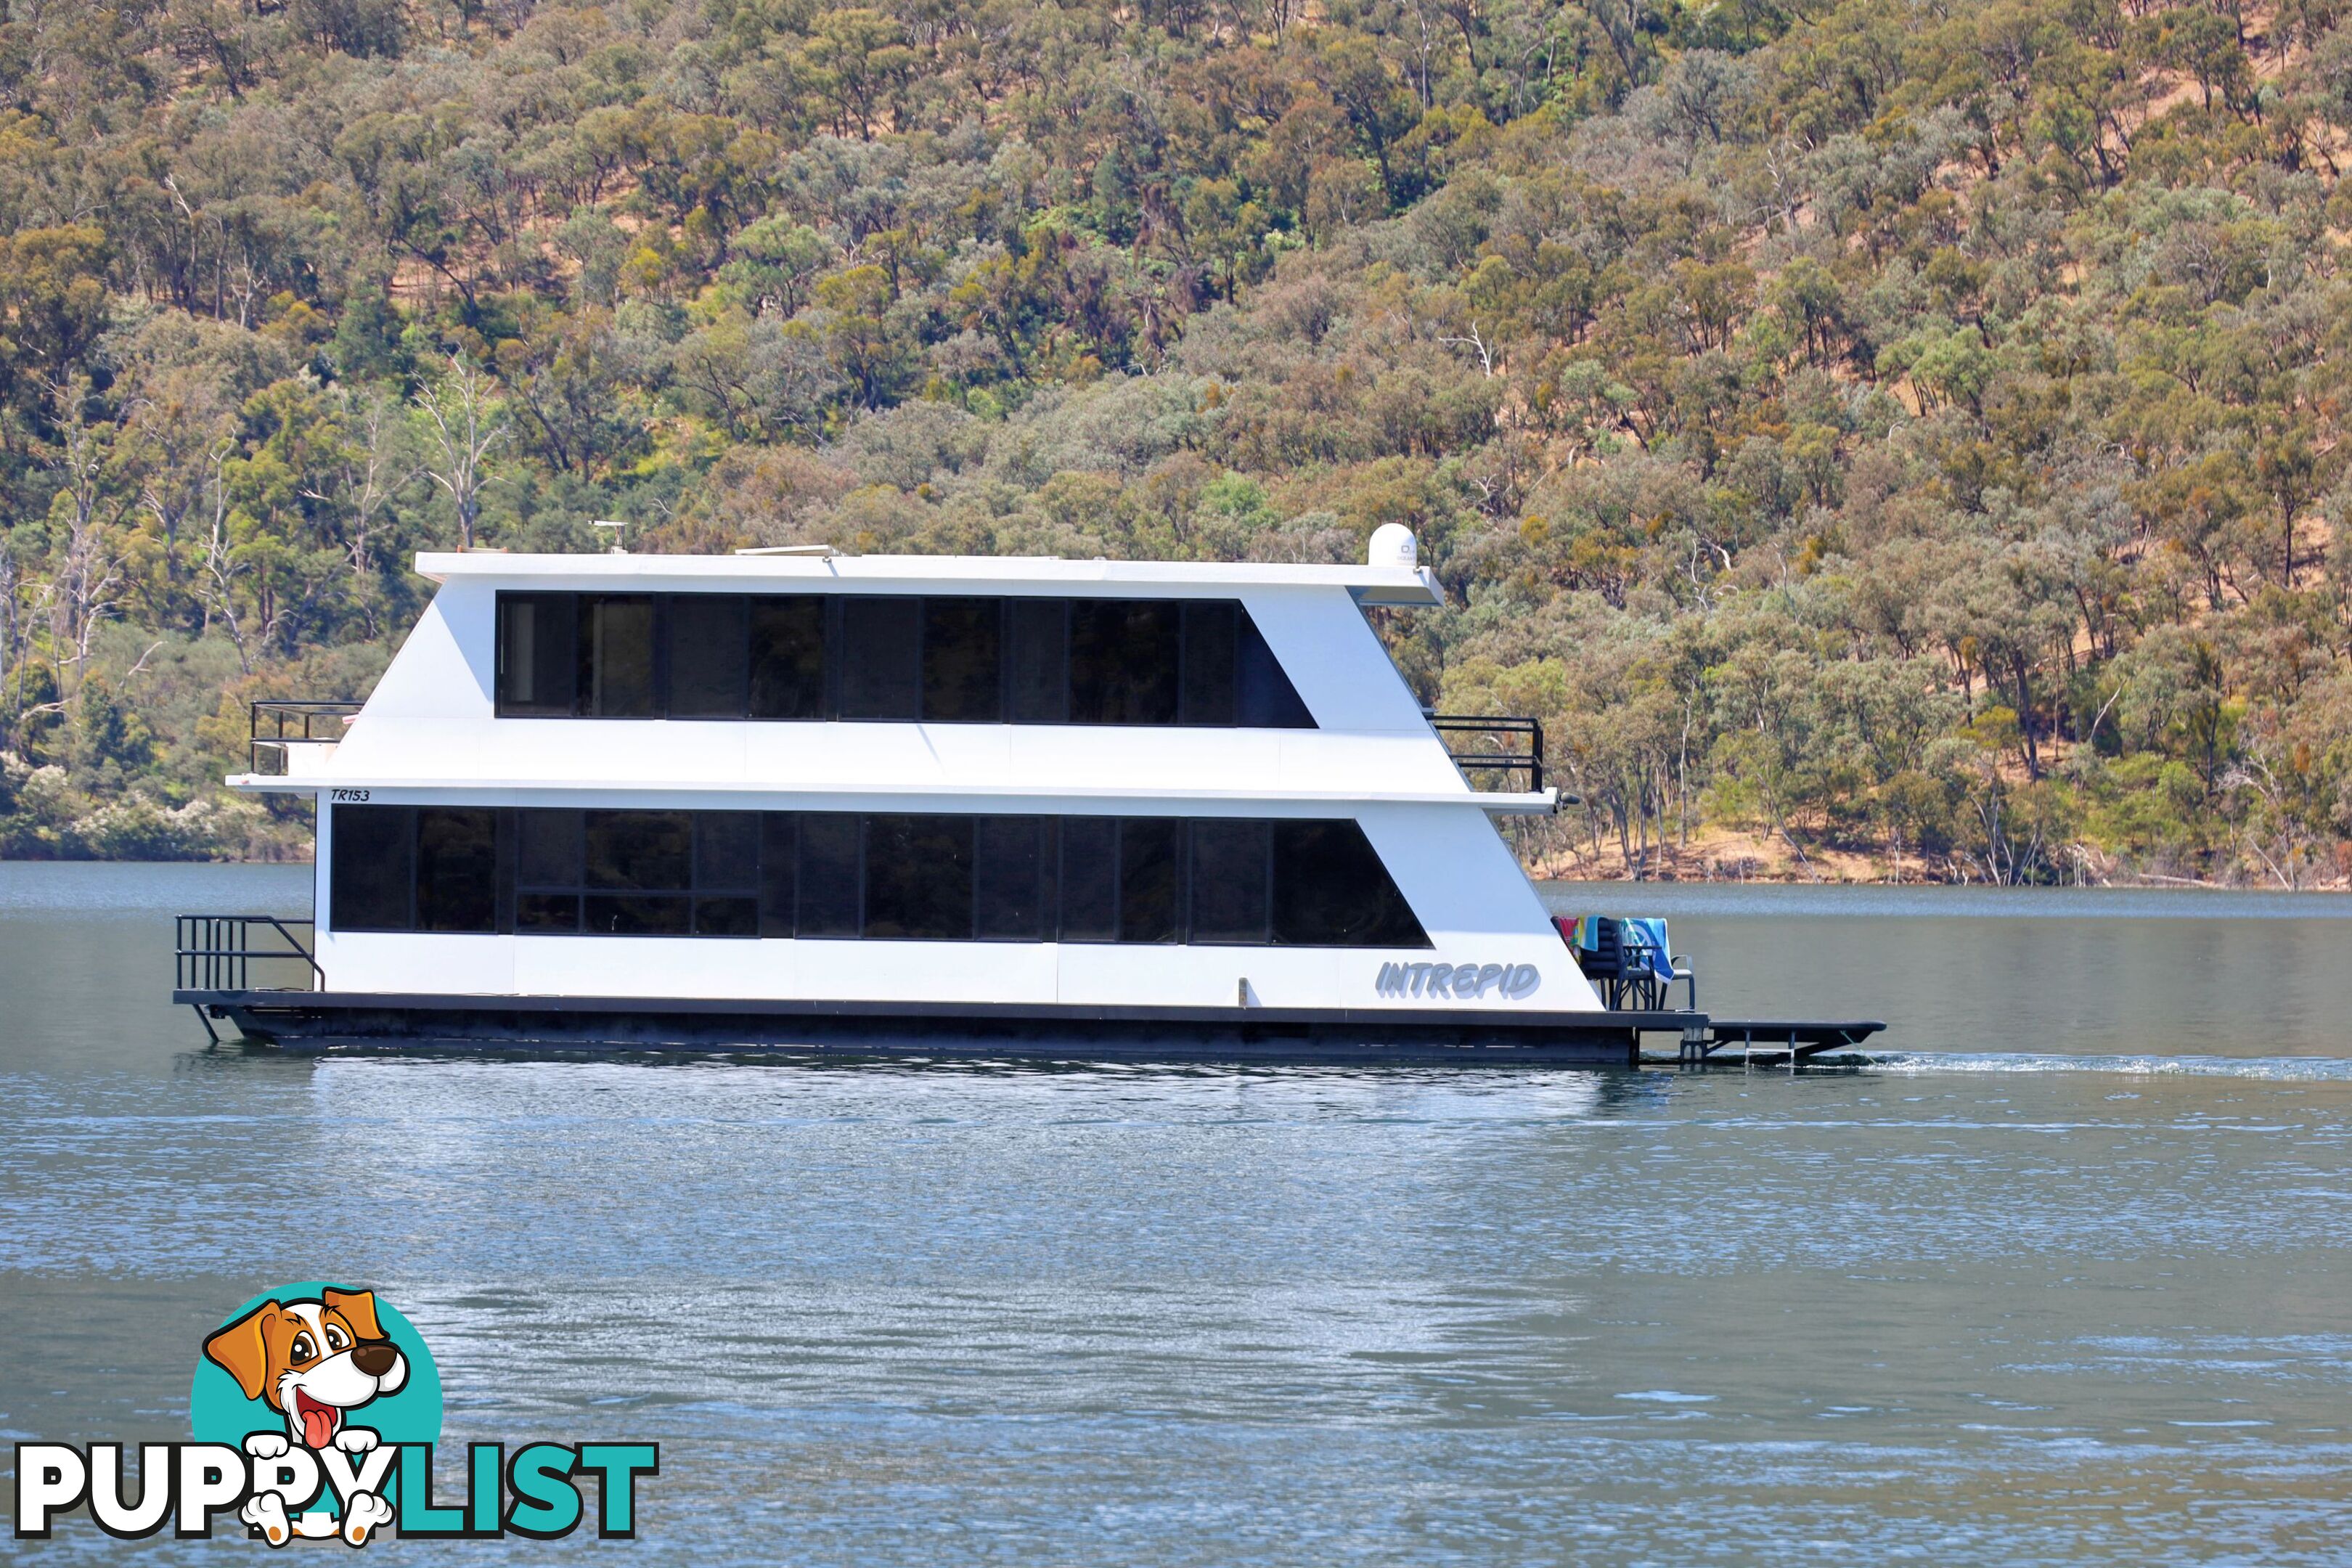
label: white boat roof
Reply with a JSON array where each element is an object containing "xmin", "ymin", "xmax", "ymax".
[{"xmin": 414, "ymin": 550, "xmax": 1445, "ymax": 605}]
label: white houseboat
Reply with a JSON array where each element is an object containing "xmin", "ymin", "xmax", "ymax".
[{"xmin": 173, "ymin": 528, "xmax": 1878, "ymax": 1064}]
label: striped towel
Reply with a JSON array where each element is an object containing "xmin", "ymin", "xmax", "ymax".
[{"xmin": 1622, "ymin": 918, "xmax": 1675, "ymax": 982}]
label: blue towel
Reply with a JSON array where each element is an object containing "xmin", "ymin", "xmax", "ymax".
[
  {"xmin": 1563, "ymin": 915, "xmax": 1675, "ymax": 982},
  {"xmin": 1621, "ymin": 918, "xmax": 1675, "ymax": 983}
]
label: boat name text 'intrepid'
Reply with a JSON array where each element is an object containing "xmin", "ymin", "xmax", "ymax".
[{"xmin": 1376, "ymin": 962, "xmax": 1542, "ymax": 1001}]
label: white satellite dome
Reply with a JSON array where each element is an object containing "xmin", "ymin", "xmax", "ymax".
[{"xmin": 1367, "ymin": 523, "xmax": 1417, "ymax": 569}]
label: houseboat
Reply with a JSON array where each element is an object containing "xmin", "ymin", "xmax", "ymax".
[{"xmin": 173, "ymin": 528, "xmax": 1879, "ymax": 1064}]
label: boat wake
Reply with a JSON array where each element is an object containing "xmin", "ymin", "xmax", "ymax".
[{"xmin": 1863, "ymin": 1050, "xmax": 2352, "ymax": 1080}]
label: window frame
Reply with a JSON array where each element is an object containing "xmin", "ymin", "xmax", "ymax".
[
  {"xmin": 1187, "ymin": 817, "xmax": 1273, "ymax": 946},
  {"xmin": 329, "ymin": 804, "xmax": 418, "ymax": 934},
  {"xmin": 491, "ymin": 591, "xmax": 1315, "ymax": 730},
  {"xmin": 329, "ymin": 807, "xmax": 1426, "ymax": 948},
  {"xmin": 512, "ymin": 808, "xmax": 762, "ymax": 939}
]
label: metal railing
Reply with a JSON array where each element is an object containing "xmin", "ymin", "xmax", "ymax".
[
  {"xmin": 250, "ymin": 700, "xmax": 363, "ymax": 775},
  {"xmin": 175, "ymin": 915, "xmax": 323, "ymax": 992},
  {"xmin": 1426, "ymin": 713, "xmax": 1545, "ymax": 794}
]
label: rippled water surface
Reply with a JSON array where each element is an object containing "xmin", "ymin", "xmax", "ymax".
[{"xmin": 5, "ymin": 862, "xmax": 2351, "ymax": 1563}]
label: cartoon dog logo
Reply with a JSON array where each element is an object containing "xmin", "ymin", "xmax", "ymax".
[{"xmin": 204, "ymin": 1288, "xmax": 407, "ymax": 1545}]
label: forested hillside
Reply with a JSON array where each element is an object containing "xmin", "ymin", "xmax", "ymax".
[{"xmin": 2, "ymin": 0, "xmax": 2349, "ymax": 880}]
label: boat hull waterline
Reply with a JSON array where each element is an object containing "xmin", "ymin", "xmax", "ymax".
[{"xmin": 176, "ymin": 990, "xmax": 1882, "ymax": 1065}]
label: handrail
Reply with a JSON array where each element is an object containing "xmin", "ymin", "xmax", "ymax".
[
  {"xmin": 1426, "ymin": 712, "xmax": 1544, "ymax": 794},
  {"xmin": 176, "ymin": 915, "xmax": 323, "ymax": 992},
  {"xmin": 250, "ymin": 700, "xmax": 364, "ymax": 775}
]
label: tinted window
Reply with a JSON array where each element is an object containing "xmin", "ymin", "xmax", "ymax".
[
  {"xmin": 758, "ymin": 814, "xmax": 798, "ymax": 936},
  {"xmin": 1237, "ymin": 611, "xmax": 1312, "ymax": 728},
  {"xmin": 330, "ymin": 805, "xmax": 412, "ymax": 931},
  {"xmin": 1118, "ymin": 817, "xmax": 1181, "ymax": 944},
  {"xmin": 694, "ymin": 897, "xmax": 759, "ymax": 936},
  {"xmin": 415, "ymin": 807, "xmax": 499, "ymax": 932},
  {"xmin": 975, "ymin": 817, "xmax": 1054, "ymax": 940},
  {"xmin": 1070, "ymin": 601, "xmax": 1180, "ymax": 724},
  {"xmin": 497, "ymin": 595, "xmax": 576, "ymax": 716},
  {"xmin": 515, "ymin": 809, "xmax": 583, "ymax": 933},
  {"xmin": 515, "ymin": 893, "xmax": 580, "ymax": 932},
  {"xmin": 510, "ymin": 806, "xmax": 749, "ymax": 936},
  {"xmin": 923, "ymin": 599, "xmax": 1003, "ymax": 722},
  {"xmin": 797, "ymin": 814, "xmax": 862, "ymax": 936},
  {"xmin": 335, "ymin": 807, "xmax": 1423, "ymax": 947},
  {"xmin": 865, "ymin": 814, "xmax": 974, "ymax": 939},
  {"xmin": 585, "ymin": 811, "xmax": 690, "ymax": 891},
  {"xmin": 690, "ymin": 811, "xmax": 759, "ymax": 936},
  {"xmin": 518, "ymin": 808, "xmax": 582, "ymax": 888},
  {"xmin": 696, "ymin": 812, "xmax": 759, "ymax": 889},
  {"xmin": 1273, "ymin": 820, "xmax": 1426, "ymax": 947},
  {"xmin": 579, "ymin": 596, "xmax": 656, "ymax": 716},
  {"xmin": 585, "ymin": 893, "xmax": 690, "ymax": 935},
  {"xmin": 495, "ymin": 592, "xmax": 1315, "ymax": 728},
  {"xmin": 1005, "ymin": 600, "xmax": 1069, "ymax": 722},
  {"xmin": 574, "ymin": 810, "xmax": 696, "ymax": 934},
  {"xmin": 1189, "ymin": 819, "xmax": 1270, "ymax": 943},
  {"xmin": 748, "ymin": 597, "xmax": 826, "ymax": 719},
  {"xmin": 669, "ymin": 595, "xmax": 748, "ymax": 718},
  {"xmin": 838, "ymin": 597, "xmax": 921, "ymax": 719},
  {"xmin": 1058, "ymin": 817, "xmax": 1119, "ymax": 941},
  {"xmin": 1180, "ymin": 602, "xmax": 1237, "ymax": 726}
]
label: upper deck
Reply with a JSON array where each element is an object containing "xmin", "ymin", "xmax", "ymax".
[{"xmin": 235, "ymin": 546, "xmax": 1553, "ymax": 814}]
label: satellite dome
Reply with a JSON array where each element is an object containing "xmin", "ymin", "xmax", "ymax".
[{"xmin": 1367, "ymin": 523, "xmax": 1417, "ymax": 569}]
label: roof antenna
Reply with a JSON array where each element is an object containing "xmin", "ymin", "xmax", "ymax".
[
  {"xmin": 591, "ymin": 520, "xmax": 630, "ymax": 555},
  {"xmin": 1368, "ymin": 523, "xmax": 1417, "ymax": 568}
]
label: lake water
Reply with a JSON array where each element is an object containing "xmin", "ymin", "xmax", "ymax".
[{"xmin": 4, "ymin": 862, "xmax": 2352, "ymax": 1563}]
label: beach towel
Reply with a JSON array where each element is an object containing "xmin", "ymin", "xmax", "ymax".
[
  {"xmin": 1620, "ymin": 917, "xmax": 1675, "ymax": 983},
  {"xmin": 1559, "ymin": 915, "xmax": 1675, "ymax": 983}
]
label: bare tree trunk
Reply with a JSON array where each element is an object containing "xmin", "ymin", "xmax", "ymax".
[
  {"xmin": 53, "ymin": 429, "xmax": 125, "ymax": 701},
  {"xmin": 417, "ymin": 355, "xmax": 507, "ymax": 549},
  {"xmin": 0, "ymin": 553, "xmax": 17, "ymax": 754},
  {"xmin": 199, "ymin": 448, "xmax": 253, "ymax": 675},
  {"xmin": 307, "ymin": 389, "xmax": 417, "ymax": 637}
]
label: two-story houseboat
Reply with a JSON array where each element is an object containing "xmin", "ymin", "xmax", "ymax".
[{"xmin": 174, "ymin": 530, "xmax": 1875, "ymax": 1064}]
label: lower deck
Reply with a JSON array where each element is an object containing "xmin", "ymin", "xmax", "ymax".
[
  {"xmin": 176, "ymin": 989, "xmax": 1669, "ymax": 1063},
  {"xmin": 176, "ymin": 988, "xmax": 1881, "ymax": 1067}
]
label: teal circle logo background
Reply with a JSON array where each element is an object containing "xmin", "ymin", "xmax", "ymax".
[{"xmin": 190, "ymin": 1283, "xmax": 444, "ymax": 1447}]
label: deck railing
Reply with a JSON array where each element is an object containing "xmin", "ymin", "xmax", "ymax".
[
  {"xmin": 175, "ymin": 915, "xmax": 323, "ymax": 992},
  {"xmin": 1426, "ymin": 713, "xmax": 1545, "ymax": 795},
  {"xmin": 249, "ymin": 700, "xmax": 364, "ymax": 775}
]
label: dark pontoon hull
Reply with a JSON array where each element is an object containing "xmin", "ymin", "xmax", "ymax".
[{"xmin": 176, "ymin": 989, "xmax": 1698, "ymax": 1065}]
